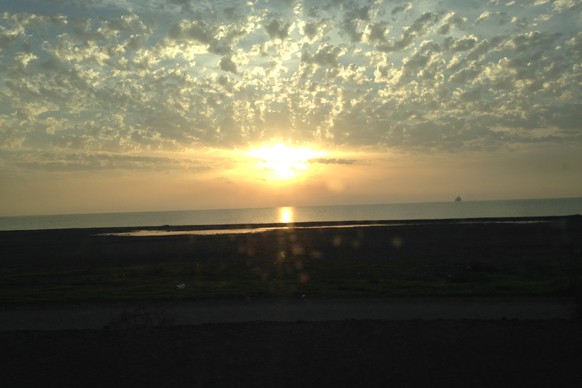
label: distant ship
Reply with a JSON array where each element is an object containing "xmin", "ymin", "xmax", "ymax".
[{"xmin": 455, "ymin": 195, "xmax": 462, "ymax": 202}]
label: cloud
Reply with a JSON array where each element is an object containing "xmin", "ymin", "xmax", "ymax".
[
  {"xmin": 365, "ymin": 22, "xmax": 390, "ymax": 44},
  {"xmin": 0, "ymin": 0, "xmax": 579, "ymax": 171},
  {"xmin": 2, "ymin": 149, "xmax": 210, "ymax": 173},
  {"xmin": 375, "ymin": 11, "xmax": 442, "ymax": 52},
  {"xmin": 552, "ymin": 0, "xmax": 579, "ymax": 11},
  {"xmin": 301, "ymin": 43, "xmax": 345, "ymax": 67},
  {"xmin": 443, "ymin": 35, "xmax": 478, "ymax": 52},
  {"xmin": 313, "ymin": 158, "xmax": 357, "ymax": 165},
  {"xmin": 265, "ymin": 18, "xmax": 290, "ymax": 40},
  {"xmin": 341, "ymin": 4, "xmax": 370, "ymax": 42},
  {"xmin": 476, "ymin": 10, "xmax": 492, "ymax": 23},
  {"xmin": 437, "ymin": 12, "xmax": 466, "ymax": 35},
  {"xmin": 302, "ymin": 20, "xmax": 328, "ymax": 41},
  {"xmin": 168, "ymin": 19, "xmax": 231, "ymax": 54},
  {"xmin": 391, "ymin": 2, "xmax": 412, "ymax": 16},
  {"xmin": 219, "ymin": 56, "xmax": 238, "ymax": 73},
  {"xmin": 167, "ymin": 0, "xmax": 195, "ymax": 13}
]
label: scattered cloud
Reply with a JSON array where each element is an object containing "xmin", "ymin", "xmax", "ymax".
[{"xmin": 0, "ymin": 0, "xmax": 580, "ymax": 175}]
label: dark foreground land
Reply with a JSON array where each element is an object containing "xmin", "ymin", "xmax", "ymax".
[
  {"xmin": 1, "ymin": 216, "xmax": 582, "ymax": 387},
  {"xmin": 1, "ymin": 216, "xmax": 581, "ymax": 302},
  {"xmin": 1, "ymin": 320, "xmax": 582, "ymax": 387}
]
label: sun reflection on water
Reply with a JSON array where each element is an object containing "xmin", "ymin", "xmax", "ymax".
[{"xmin": 279, "ymin": 207, "xmax": 294, "ymax": 224}]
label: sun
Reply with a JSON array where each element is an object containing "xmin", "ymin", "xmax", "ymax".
[{"xmin": 247, "ymin": 143, "xmax": 323, "ymax": 180}]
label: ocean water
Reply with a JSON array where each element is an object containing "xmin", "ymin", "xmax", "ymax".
[{"xmin": 0, "ymin": 197, "xmax": 581, "ymax": 231}]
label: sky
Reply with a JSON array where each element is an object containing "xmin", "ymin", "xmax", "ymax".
[{"xmin": 0, "ymin": 0, "xmax": 581, "ymax": 216}]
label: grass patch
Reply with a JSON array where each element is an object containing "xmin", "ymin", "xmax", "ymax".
[{"xmin": 0, "ymin": 257, "xmax": 575, "ymax": 303}]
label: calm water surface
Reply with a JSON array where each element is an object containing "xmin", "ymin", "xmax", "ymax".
[{"xmin": 1, "ymin": 197, "xmax": 581, "ymax": 231}]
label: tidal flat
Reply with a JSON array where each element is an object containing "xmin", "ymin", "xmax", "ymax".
[{"xmin": 0, "ymin": 216, "xmax": 581, "ymax": 304}]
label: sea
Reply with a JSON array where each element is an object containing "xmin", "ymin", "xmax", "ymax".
[{"xmin": 0, "ymin": 197, "xmax": 581, "ymax": 232}]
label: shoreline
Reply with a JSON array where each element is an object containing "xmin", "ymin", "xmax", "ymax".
[
  {"xmin": 2, "ymin": 196, "xmax": 581, "ymax": 232},
  {"xmin": 0, "ymin": 214, "xmax": 579, "ymax": 234},
  {"xmin": 103, "ymin": 216, "xmax": 566, "ymax": 237}
]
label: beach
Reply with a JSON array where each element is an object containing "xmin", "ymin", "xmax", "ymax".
[{"xmin": 1, "ymin": 216, "xmax": 581, "ymax": 386}]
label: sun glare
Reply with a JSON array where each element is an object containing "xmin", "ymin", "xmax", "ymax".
[
  {"xmin": 279, "ymin": 206, "xmax": 294, "ymax": 223},
  {"xmin": 247, "ymin": 143, "xmax": 323, "ymax": 180}
]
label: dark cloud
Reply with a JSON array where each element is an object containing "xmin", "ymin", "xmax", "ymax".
[
  {"xmin": 219, "ymin": 56, "xmax": 238, "ymax": 74},
  {"xmin": 9, "ymin": 150, "xmax": 209, "ymax": 172},
  {"xmin": 313, "ymin": 158, "xmax": 357, "ymax": 165},
  {"xmin": 366, "ymin": 22, "xmax": 389, "ymax": 43},
  {"xmin": 169, "ymin": 19, "xmax": 213, "ymax": 43},
  {"xmin": 301, "ymin": 44, "xmax": 344, "ymax": 67},
  {"xmin": 443, "ymin": 36, "xmax": 478, "ymax": 52},
  {"xmin": 391, "ymin": 3, "xmax": 411, "ymax": 16},
  {"xmin": 302, "ymin": 22, "xmax": 319, "ymax": 40},
  {"xmin": 376, "ymin": 11, "xmax": 442, "ymax": 52},
  {"xmin": 449, "ymin": 65, "xmax": 482, "ymax": 84},
  {"xmin": 437, "ymin": 13, "xmax": 466, "ymax": 35},
  {"xmin": 168, "ymin": 0, "xmax": 194, "ymax": 13},
  {"xmin": 168, "ymin": 19, "xmax": 231, "ymax": 54},
  {"xmin": 265, "ymin": 19, "xmax": 290, "ymax": 40},
  {"xmin": 508, "ymin": 31, "xmax": 562, "ymax": 53}
]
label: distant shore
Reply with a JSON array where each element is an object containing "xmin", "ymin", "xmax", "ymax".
[{"xmin": 2, "ymin": 213, "xmax": 579, "ymax": 234}]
